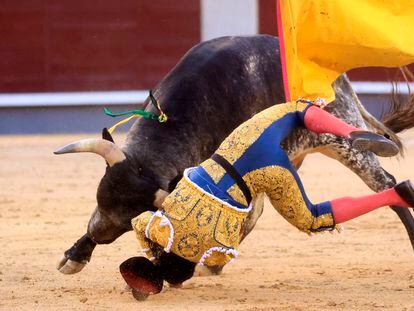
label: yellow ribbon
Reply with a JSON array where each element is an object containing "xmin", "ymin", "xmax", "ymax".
[{"xmin": 108, "ymin": 115, "xmax": 140, "ymax": 134}]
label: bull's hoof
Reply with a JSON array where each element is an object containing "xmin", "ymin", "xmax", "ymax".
[
  {"xmin": 168, "ymin": 282, "xmax": 183, "ymax": 288},
  {"xmin": 57, "ymin": 256, "xmax": 87, "ymax": 274},
  {"xmin": 194, "ymin": 265, "xmax": 223, "ymax": 277},
  {"xmin": 120, "ymin": 257, "xmax": 163, "ymax": 299}
]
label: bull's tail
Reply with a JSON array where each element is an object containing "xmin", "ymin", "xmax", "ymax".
[
  {"xmin": 382, "ymin": 91, "xmax": 414, "ymax": 134},
  {"xmin": 381, "ymin": 67, "xmax": 414, "ymax": 134},
  {"xmin": 357, "ymin": 67, "xmax": 414, "ymax": 156}
]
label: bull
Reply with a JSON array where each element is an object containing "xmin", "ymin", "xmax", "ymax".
[{"xmin": 54, "ymin": 35, "xmax": 414, "ymax": 274}]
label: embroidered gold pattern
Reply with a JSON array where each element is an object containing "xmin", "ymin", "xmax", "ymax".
[
  {"xmin": 200, "ymin": 158, "xmax": 226, "ymax": 184},
  {"xmin": 242, "ymin": 166, "xmax": 334, "ymax": 233},
  {"xmin": 226, "ymin": 184, "xmax": 248, "ymax": 206},
  {"xmin": 132, "ymin": 177, "xmax": 248, "ymax": 266},
  {"xmin": 131, "ymin": 211, "xmax": 155, "ymax": 258},
  {"xmin": 312, "ymin": 214, "xmax": 335, "ymax": 231}
]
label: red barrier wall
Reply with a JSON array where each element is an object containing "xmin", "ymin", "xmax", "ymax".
[{"xmin": 0, "ymin": 1, "xmax": 200, "ymax": 92}]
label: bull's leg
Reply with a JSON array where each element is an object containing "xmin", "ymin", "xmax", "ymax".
[
  {"xmin": 57, "ymin": 234, "xmax": 97, "ymax": 274},
  {"xmin": 321, "ymin": 140, "xmax": 414, "ymax": 250},
  {"xmin": 57, "ymin": 208, "xmax": 130, "ymax": 274}
]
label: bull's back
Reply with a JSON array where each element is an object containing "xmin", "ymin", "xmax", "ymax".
[{"xmin": 126, "ymin": 35, "xmax": 285, "ymax": 172}]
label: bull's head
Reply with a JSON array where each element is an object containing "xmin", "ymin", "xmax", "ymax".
[{"xmin": 54, "ymin": 129, "xmax": 169, "ymax": 244}]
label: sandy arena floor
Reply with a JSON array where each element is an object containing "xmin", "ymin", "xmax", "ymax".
[{"xmin": 1, "ymin": 131, "xmax": 414, "ymax": 310}]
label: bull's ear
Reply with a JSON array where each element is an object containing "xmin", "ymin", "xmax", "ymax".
[
  {"xmin": 153, "ymin": 189, "xmax": 169, "ymax": 209},
  {"xmin": 102, "ymin": 128, "xmax": 115, "ymax": 143}
]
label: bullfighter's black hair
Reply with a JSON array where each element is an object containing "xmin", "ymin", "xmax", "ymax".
[{"xmin": 157, "ymin": 251, "xmax": 196, "ymax": 285}]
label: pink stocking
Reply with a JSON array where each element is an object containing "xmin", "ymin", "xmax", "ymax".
[
  {"xmin": 331, "ymin": 188, "xmax": 410, "ymax": 224},
  {"xmin": 304, "ymin": 105, "xmax": 360, "ymax": 137}
]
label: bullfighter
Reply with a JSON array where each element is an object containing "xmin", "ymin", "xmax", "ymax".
[{"xmin": 120, "ymin": 100, "xmax": 414, "ymax": 298}]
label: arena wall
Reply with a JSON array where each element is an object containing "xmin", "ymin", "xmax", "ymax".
[{"xmin": 0, "ymin": 1, "xmax": 411, "ymax": 134}]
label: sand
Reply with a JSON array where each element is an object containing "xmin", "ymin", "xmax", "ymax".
[{"xmin": 1, "ymin": 131, "xmax": 414, "ymax": 310}]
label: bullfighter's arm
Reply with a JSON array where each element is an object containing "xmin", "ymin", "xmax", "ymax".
[{"xmin": 131, "ymin": 211, "xmax": 156, "ymax": 260}]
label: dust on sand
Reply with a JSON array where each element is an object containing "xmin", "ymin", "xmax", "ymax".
[{"xmin": 1, "ymin": 132, "xmax": 414, "ymax": 310}]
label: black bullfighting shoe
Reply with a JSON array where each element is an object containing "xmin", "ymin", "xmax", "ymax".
[
  {"xmin": 394, "ymin": 180, "xmax": 414, "ymax": 207},
  {"xmin": 119, "ymin": 257, "xmax": 163, "ymax": 300},
  {"xmin": 349, "ymin": 131, "xmax": 399, "ymax": 157}
]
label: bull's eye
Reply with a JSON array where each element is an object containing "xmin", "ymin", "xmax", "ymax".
[{"xmin": 132, "ymin": 166, "xmax": 143, "ymax": 176}]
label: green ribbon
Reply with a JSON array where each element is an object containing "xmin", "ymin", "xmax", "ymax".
[
  {"xmin": 103, "ymin": 107, "xmax": 158, "ymax": 120},
  {"xmin": 103, "ymin": 89, "xmax": 168, "ymax": 126}
]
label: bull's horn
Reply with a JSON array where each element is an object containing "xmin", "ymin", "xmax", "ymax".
[
  {"xmin": 153, "ymin": 189, "xmax": 169, "ymax": 208},
  {"xmin": 54, "ymin": 139, "xmax": 126, "ymax": 167}
]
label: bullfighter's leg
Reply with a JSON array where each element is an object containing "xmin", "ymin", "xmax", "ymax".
[
  {"xmin": 331, "ymin": 183, "xmax": 413, "ymax": 222},
  {"xmin": 267, "ymin": 157, "xmax": 414, "ymax": 232},
  {"xmin": 302, "ymin": 105, "xmax": 399, "ymax": 157},
  {"xmin": 320, "ymin": 141, "xmax": 414, "ymax": 249}
]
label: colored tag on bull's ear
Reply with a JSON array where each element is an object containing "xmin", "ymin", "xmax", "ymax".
[{"xmin": 102, "ymin": 127, "xmax": 115, "ymax": 143}]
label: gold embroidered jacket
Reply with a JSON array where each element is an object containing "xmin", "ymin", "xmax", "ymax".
[{"xmin": 132, "ymin": 102, "xmax": 335, "ymax": 266}]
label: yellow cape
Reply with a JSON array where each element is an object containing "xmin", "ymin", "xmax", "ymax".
[{"xmin": 277, "ymin": 0, "xmax": 414, "ymax": 103}]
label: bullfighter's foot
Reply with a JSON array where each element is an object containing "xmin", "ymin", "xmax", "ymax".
[
  {"xmin": 395, "ymin": 180, "xmax": 414, "ymax": 207},
  {"xmin": 57, "ymin": 256, "xmax": 87, "ymax": 274},
  {"xmin": 349, "ymin": 131, "xmax": 399, "ymax": 157},
  {"xmin": 120, "ymin": 257, "xmax": 163, "ymax": 300}
]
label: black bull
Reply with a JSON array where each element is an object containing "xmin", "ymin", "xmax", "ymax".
[{"xmin": 55, "ymin": 35, "xmax": 414, "ymax": 274}]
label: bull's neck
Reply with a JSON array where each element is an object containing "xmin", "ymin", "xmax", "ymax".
[{"xmin": 122, "ymin": 139, "xmax": 188, "ymax": 191}]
